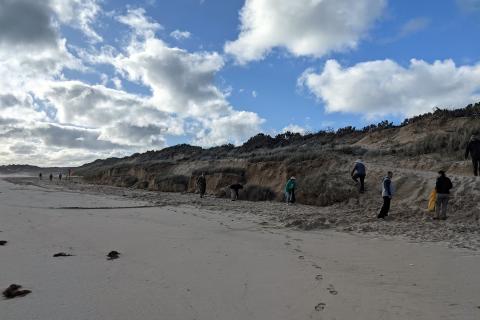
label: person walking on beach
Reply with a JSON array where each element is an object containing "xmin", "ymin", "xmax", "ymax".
[
  {"xmin": 285, "ymin": 177, "xmax": 297, "ymax": 204},
  {"xmin": 229, "ymin": 183, "xmax": 243, "ymax": 201},
  {"xmin": 351, "ymin": 159, "xmax": 366, "ymax": 193},
  {"xmin": 196, "ymin": 173, "xmax": 206, "ymax": 198},
  {"xmin": 378, "ymin": 171, "xmax": 394, "ymax": 219},
  {"xmin": 465, "ymin": 134, "xmax": 480, "ymax": 176},
  {"xmin": 434, "ymin": 171, "xmax": 453, "ymax": 220},
  {"xmin": 59, "ymin": 173, "xmax": 62, "ymax": 181},
  {"xmin": 38, "ymin": 173, "xmax": 42, "ymax": 180},
  {"xmin": 49, "ymin": 173, "xmax": 53, "ymax": 182}
]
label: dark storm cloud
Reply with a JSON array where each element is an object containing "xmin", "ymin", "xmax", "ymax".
[
  {"xmin": 32, "ymin": 124, "xmax": 125, "ymax": 151},
  {"xmin": 0, "ymin": 94, "xmax": 21, "ymax": 107},
  {"xmin": 9, "ymin": 143, "xmax": 36, "ymax": 155},
  {"xmin": 0, "ymin": 0, "xmax": 58, "ymax": 47}
]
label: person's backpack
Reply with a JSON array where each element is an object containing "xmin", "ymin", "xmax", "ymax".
[{"xmin": 428, "ymin": 189, "xmax": 436, "ymax": 212}]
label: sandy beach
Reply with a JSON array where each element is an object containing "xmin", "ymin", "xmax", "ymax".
[{"xmin": 1, "ymin": 177, "xmax": 480, "ymax": 320}]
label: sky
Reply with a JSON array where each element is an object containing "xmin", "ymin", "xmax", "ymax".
[{"xmin": 1, "ymin": 0, "xmax": 480, "ymax": 166}]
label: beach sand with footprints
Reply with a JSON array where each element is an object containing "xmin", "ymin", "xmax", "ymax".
[{"xmin": 1, "ymin": 177, "xmax": 480, "ymax": 319}]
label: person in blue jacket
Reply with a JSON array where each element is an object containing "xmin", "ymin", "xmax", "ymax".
[{"xmin": 351, "ymin": 159, "xmax": 366, "ymax": 193}]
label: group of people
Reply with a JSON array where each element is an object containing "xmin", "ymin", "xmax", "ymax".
[
  {"xmin": 193, "ymin": 135, "xmax": 479, "ymax": 218},
  {"xmin": 195, "ymin": 172, "xmax": 244, "ymax": 201},
  {"xmin": 39, "ymin": 169, "xmax": 73, "ymax": 182},
  {"xmin": 353, "ymin": 133, "xmax": 480, "ymax": 220}
]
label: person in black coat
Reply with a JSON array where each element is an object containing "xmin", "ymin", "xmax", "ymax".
[
  {"xmin": 465, "ymin": 135, "xmax": 480, "ymax": 176},
  {"xmin": 434, "ymin": 171, "xmax": 453, "ymax": 220}
]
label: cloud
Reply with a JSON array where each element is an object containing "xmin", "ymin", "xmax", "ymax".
[
  {"xmin": 398, "ymin": 17, "xmax": 431, "ymax": 38},
  {"xmin": 9, "ymin": 143, "xmax": 37, "ymax": 155},
  {"xmin": 194, "ymin": 111, "xmax": 264, "ymax": 146},
  {"xmin": 117, "ymin": 7, "xmax": 162, "ymax": 37},
  {"xmin": 50, "ymin": 0, "xmax": 102, "ymax": 42},
  {"xmin": 0, "ymin": 0, "xmax": 80, "ymax": 95},
  {"xmin": 299, "ymin": 59, "xmax": 480, "ymax": 118},
  {"xmin": 0, "ymin": 0, "xmax": 58, "ymax": 47},
  {"xmin": 225, "ymin": 0, "xmax": 386, "ymax": 64},
  {"xmin": 0, "ymin": 2, "xmax": 264, "ymax": 166},
  {"xmin": 170, "ymin": 30, "xmax": 192, "ymax": 40},
  {"xmin": 282, "ymin": 124, "xmax": 307, "ymax": 135},
  {"xmin": 457, "ymin": 0, "xmax": 480, "ymax": 12},
  {"xmin": 380, "ymin": 17, "xmax": 430, "ymax": 44}
]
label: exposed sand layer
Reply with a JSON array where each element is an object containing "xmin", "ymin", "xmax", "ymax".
[{"xmin": 1, "ymin": 178, "xmax": 480, "ymax": 319}]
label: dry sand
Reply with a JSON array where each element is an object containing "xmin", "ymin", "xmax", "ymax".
[{"xmin": 1, "ymin": 178, "xmax": 480, "ymax": 320}]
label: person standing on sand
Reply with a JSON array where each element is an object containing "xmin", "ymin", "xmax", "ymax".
[
  {"xmin": 285, "ymin": 177, "xmax": 296, "ymax": 204},
  {"xmin": 378, "ymin": 171, "xmax": 394, "ymax": 219},
  {"xmin": 229, "ymin": 183, "xmax": 243, "ymax": 201},
  {"xmin": 351, "ymin": 159, "xmax": 366, "ymax": 193},
  {"xmin": 38, "ymin": 173, "xmax": 42, "ymax": 180},
  {"xmin": 59, "ymin": 173, "xmax": 62, "ymax": 181},
  {"xmin": 465, "ymin": 134, "xmax": 480, "ymax": 176},
  {"xmin": 196, "ymin": 173, "xmax": 207, "ymax": 198},
  {"xmin": 434, "ymin": 171, "xmax": 453, "ymax": 220}
]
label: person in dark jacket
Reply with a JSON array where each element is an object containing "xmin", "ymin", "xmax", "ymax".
[
  {"xmin": 49, "ymin": 173, "xmax": 53, "ymax": 181},
  {"xmin": 465, "ymin": 135, "xmax": 480, "ymax": 176},
  {"xmin": 378, "ymin": 171, "xmax": 394, "ymax": 219},
  {"xmin": 434, "ymin": 171, "xmax": 453, "ymax": 220},
  {"xmin": 229, "ymin": 183, "xmax": 243, "ymax": 201},
  {"xmin": 351, "ymin": 159, "xmax": 366, "ymax": 193},
  {"xmin": 285, "ymin": 177, "xmax": 296, "ymax": 204},
  {"xmin": 196, "ymin": 173, "xmax": 206, "ymax": 198}
]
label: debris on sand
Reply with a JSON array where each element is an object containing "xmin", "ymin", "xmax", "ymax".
[
  {"xmin": 0, "ymin": 240, "xmax": 7, "ymax": 246},
  {"xmin": 53, "ymin": 252, "xmax": 74, "ymax": 257},
  {"xmin": 107, "ymin": 250, "xmax": 120, "ymax": 260},
  {"xmin": 314, "ymin": 302, "xmax": 326, "ymax": 311},
  {"xmin": 2, "ymin": 284, "xmax": 31, "ymax": 299}
]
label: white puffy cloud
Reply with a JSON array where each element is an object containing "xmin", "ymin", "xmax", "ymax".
[
  {"xmin": 0, "ymin": 2, "xmax": 264, "ymax": 165},
  {"xmin": 50, "ymin": 0, "xmax": 103, "ymax": 42},
  {"xmin": 194, "ymin": 112, "xmax": 264, "ymax": 146},
  {"xmin": 299, "ymin": 59, "xmax": 480, "ymax": 118},
  {"xmin": 0, "ymin": 0, "xmax": 80, "ymax": 93},
  {"xmin": 170, "ymin": 30, "xmax": 191, "ymax": 40},
  {"xmin": 117, "ymin": 8, "xmax": 162, "ymax": 37},
  {"xmin": 282, "ymin": 124, "xmax": 307, "ymax": 135},
  {"xmin": 107, "ymin": 10, "xmax": 264, "ymax": 144},
  {"xmin": 225, "ymin": 0, "xmax": 386, "ymax": 64}
]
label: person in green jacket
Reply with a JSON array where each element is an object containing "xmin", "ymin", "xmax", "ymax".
[{"xmin": 285, "ymin": 177, "xmax": 296, "ymax": 204}]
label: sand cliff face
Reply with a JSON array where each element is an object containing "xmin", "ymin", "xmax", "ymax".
[{"xmin": 75, "ymin": 112, "xmax": 480, "ymax": 211}]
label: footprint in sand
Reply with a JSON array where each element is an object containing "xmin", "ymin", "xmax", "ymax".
[
  {"xmin": 284, "ymin": 242, "xmax": 291, "ymax": 246},
  {"xmin": 0, "ymin": 240, "xmax": 7, "ymax": 246},
  {"xmin": 298, "ymin": 256, "xmax": 305, "ymax": 260},
  {"xmin": 312, "ymin": 263, "xmax": 322, "ymax": 269},
  {"xmin": 53, "ymin": 252, "xmax": 74, "ymax": 257},
  {"xmin": 327, "ymin": 284, "xmax": 338, "ymax": 295},
  {"xmin": 294, "ymin": 248, "xmax": 302, "ymax": 253},
  {"xmin": 315, "ymin": 274, "xmax": 323, "ymax": 281},
  {"xmin": 315, "ymin": 302, "xmax": 326, "ymax": 311}
]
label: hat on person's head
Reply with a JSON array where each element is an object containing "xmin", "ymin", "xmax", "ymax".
[
  {"xmin": 355, "ymin": 159, "xmax": 363, "ymax": 163},
  {"xmin": 438, "ymin": 170, "xmax": 446, "ymax": 175},
  {"xmin": 290, "ymin": 176, "xmax": 296, "ymax": 180}
]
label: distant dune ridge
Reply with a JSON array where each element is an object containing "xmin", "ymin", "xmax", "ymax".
[{"xmin": 73, "ymin": 103, "xmax": 480, "ymax": 204}]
